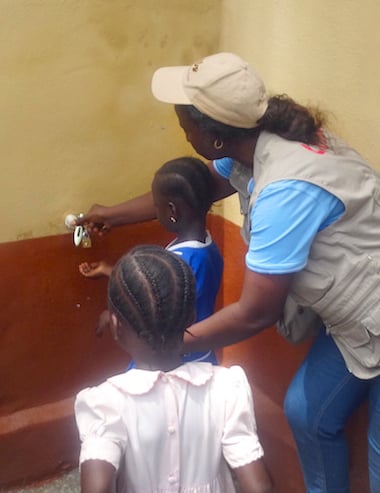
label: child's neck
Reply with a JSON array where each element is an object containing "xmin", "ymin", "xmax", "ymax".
[
  {"xmin": 133, "ymin": 353, "xmax": 183, "ymax": 372},
  {"xmin": 174, "ymin": 221, "xmax": 207, "ymax": 244}
]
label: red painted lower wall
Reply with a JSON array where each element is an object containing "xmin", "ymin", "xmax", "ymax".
[{"xmin": 0, "ymin": 215, "xmax": 368, "ymax": 491}]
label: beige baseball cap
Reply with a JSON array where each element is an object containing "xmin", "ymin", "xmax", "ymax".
[{"xmin": 151, "ymin": 52, "xmax": 268, "ymax": 129}]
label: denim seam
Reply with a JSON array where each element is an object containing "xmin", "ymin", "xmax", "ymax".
[{"xmin": 311, "ymin": 372, "xmax": 354, "ymax": 493}]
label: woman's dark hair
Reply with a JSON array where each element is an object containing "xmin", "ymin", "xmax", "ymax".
[
  {"xmin": 108, "ymin": 245, "xmax": 196, "ymax": 352},
  {"xmin": 176, "ymin": 94, "xmax": 326, "ymax": 146},
  {"xmin": 155, "ymin": 157, "xmax": 214, "ymax": 215}
]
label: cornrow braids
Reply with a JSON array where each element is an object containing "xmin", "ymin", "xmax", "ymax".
[
  {"xmin": 177, "ymin": 95, "xmax": 326, "ymax": 146},
  {"xmin": 108, "ymin": 245, "xmax": 196, "ymax": 353},
  {"xmin": 155, "ymin": 157, "xmax": 214, "ymax": 215}
]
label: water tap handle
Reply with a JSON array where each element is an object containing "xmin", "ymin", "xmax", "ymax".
[{"xmin": 64, "ymin": 213, "xmax": 92, "ymax": 248}]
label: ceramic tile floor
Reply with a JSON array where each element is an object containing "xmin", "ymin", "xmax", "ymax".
[{"xmin": 3, "ymin": 470, "xmax": 80, "ymax": 493}]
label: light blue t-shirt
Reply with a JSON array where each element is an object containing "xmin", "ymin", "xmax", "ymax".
[{"xmin": 214, "ymin": 157, "xmax": 345, "ymax": 274}]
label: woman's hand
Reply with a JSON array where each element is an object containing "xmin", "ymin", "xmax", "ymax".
[
  {"xmin": 75, "ymin": 204, "xmax": 111, "ymax": 235},
  {"xmin": 76, "ymin": 191, "xmax": 157, "ymax": 233}
]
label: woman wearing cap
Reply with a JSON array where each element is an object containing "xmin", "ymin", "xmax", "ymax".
[{"xmin": 78, "ymin": 52, "xmax": 380, "ymax": 493}]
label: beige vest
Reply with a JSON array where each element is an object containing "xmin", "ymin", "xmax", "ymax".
[{"xmin": 230, "ymin": 131, "xmax": 380, "ymax": 379}]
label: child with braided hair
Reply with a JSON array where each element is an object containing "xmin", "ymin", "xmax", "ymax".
[
  {"xmin": 79, "ymin": 157, "xmax": 223, "ymax": 364},
  {"xmin": 75, "ymin": 245, "xmax": 272, "ymax": 493}
]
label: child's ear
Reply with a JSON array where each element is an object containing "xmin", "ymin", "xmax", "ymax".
[
  {"xmin": 110, "ymin": 313, "xmax": 120, "ymax": 341},
  {"xmin": 168, "ymin": 201, "xmax": 178, "ymax": 219}
]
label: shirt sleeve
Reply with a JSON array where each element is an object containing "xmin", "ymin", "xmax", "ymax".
[
  {"xmin": 75, "ymin": 385, "xmax": 127, "ymax": 470},
  {"xmin": 221, "ymin": 366, "xmax": 264, "ymax": 468},
  {"xmin": 246, "ymin": 180, "xmax": 345, "ymax": 274},
  {"xmin": 213, "ymin": 157, "xmax": 234, "ymax": 179}
]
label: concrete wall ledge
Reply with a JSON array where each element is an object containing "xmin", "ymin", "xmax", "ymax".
[{"xmin": 0, "ymin": 398, "xmax": 78, "ymax": 488}]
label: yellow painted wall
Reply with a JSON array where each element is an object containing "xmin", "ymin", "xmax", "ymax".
[
  {"xmin": 218, "ymin": 0, "xmax": 380, "ymax": 225},
  {"xmin": 2, "ymin": 0, "xmax": 379, "ymax": 239},
  {"xmin": 0, "ymin": 0, "xmax": 220, "ymax": 243}
]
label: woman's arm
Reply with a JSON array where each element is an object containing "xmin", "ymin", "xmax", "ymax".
[
  {"xmin": 81, "ymin": 460, "xmax": 116, "ymax": 493},
  {"xmin": 76, "ymin": 191, "xmax": 156, "ymax": 233},
  {"xmin": 77, "ymin": 161, "xmax": 235, "ymax": 233},
  {"xmin": 184, "ymin": 268, "xmax": 293, "ymax": 351}
]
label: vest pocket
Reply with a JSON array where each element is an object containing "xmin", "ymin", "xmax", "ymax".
[
  {"xmin": 362, "ymin": 304, "xmax": 380, "ymax": 336},
  {"xmin": 331, "ymin": 319, "xmax": 380, "ymax": 370},
  {"xmin": 321, "ymin": 256, "xmax": 380, "ymax": 370},
  {"xmin": 309, "ymin": 255, "xmax": 380, "ymax": 329},
  {"xmin": 328, "ymin": 321, "xmax": 370, "ymax": 347},
  {"xmin": 291, "ymin": 266, "xmax": 335, "ymax": 306}
]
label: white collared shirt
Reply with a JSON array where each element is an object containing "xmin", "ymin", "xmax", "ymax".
[{"xmin": 75, "ymin": 363, "xmax": 264, "ymax": 493}]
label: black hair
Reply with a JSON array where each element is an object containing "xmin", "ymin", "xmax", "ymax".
[
  {"xmin": 108, "ymin": 245, "xmax": 196, "ymax": 353},
  {"xmin": 154, "ymin": 157, "xmax": 214, "ymax": 215},
  {"xmin": 176, "ymin": 94, "xmax": 326, "ymax": 146}
]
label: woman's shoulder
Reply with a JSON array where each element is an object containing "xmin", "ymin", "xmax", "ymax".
[{"xmin": 213, "ymin": 157, "xmax": 235, "ymax": 178}]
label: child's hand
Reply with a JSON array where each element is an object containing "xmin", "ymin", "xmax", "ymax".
[{"xmin": 79, "ymin": 261, "xmax": 112, "ymax": 278}]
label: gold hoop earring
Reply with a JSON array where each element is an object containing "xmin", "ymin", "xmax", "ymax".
[
  {"xmin": 213, "ymin": 139, "xmax": 224, "ymax": 150},
  {"xmin": 170, "ymin": 216, "xmax": 177, "ymax": 223}
]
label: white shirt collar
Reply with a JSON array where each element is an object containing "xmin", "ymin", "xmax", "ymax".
[
  {"xmin": 166, "ymin": 231, "xmax": 212, "ymax": 251},
  {"xmin": 106, "ymin": 362, "xmax": 214, "ymax": 395}
]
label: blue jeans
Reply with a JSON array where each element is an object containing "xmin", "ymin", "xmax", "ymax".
[{"xmin": 284, "ymin": 330, "xmax": 380, "ymax": 493}]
